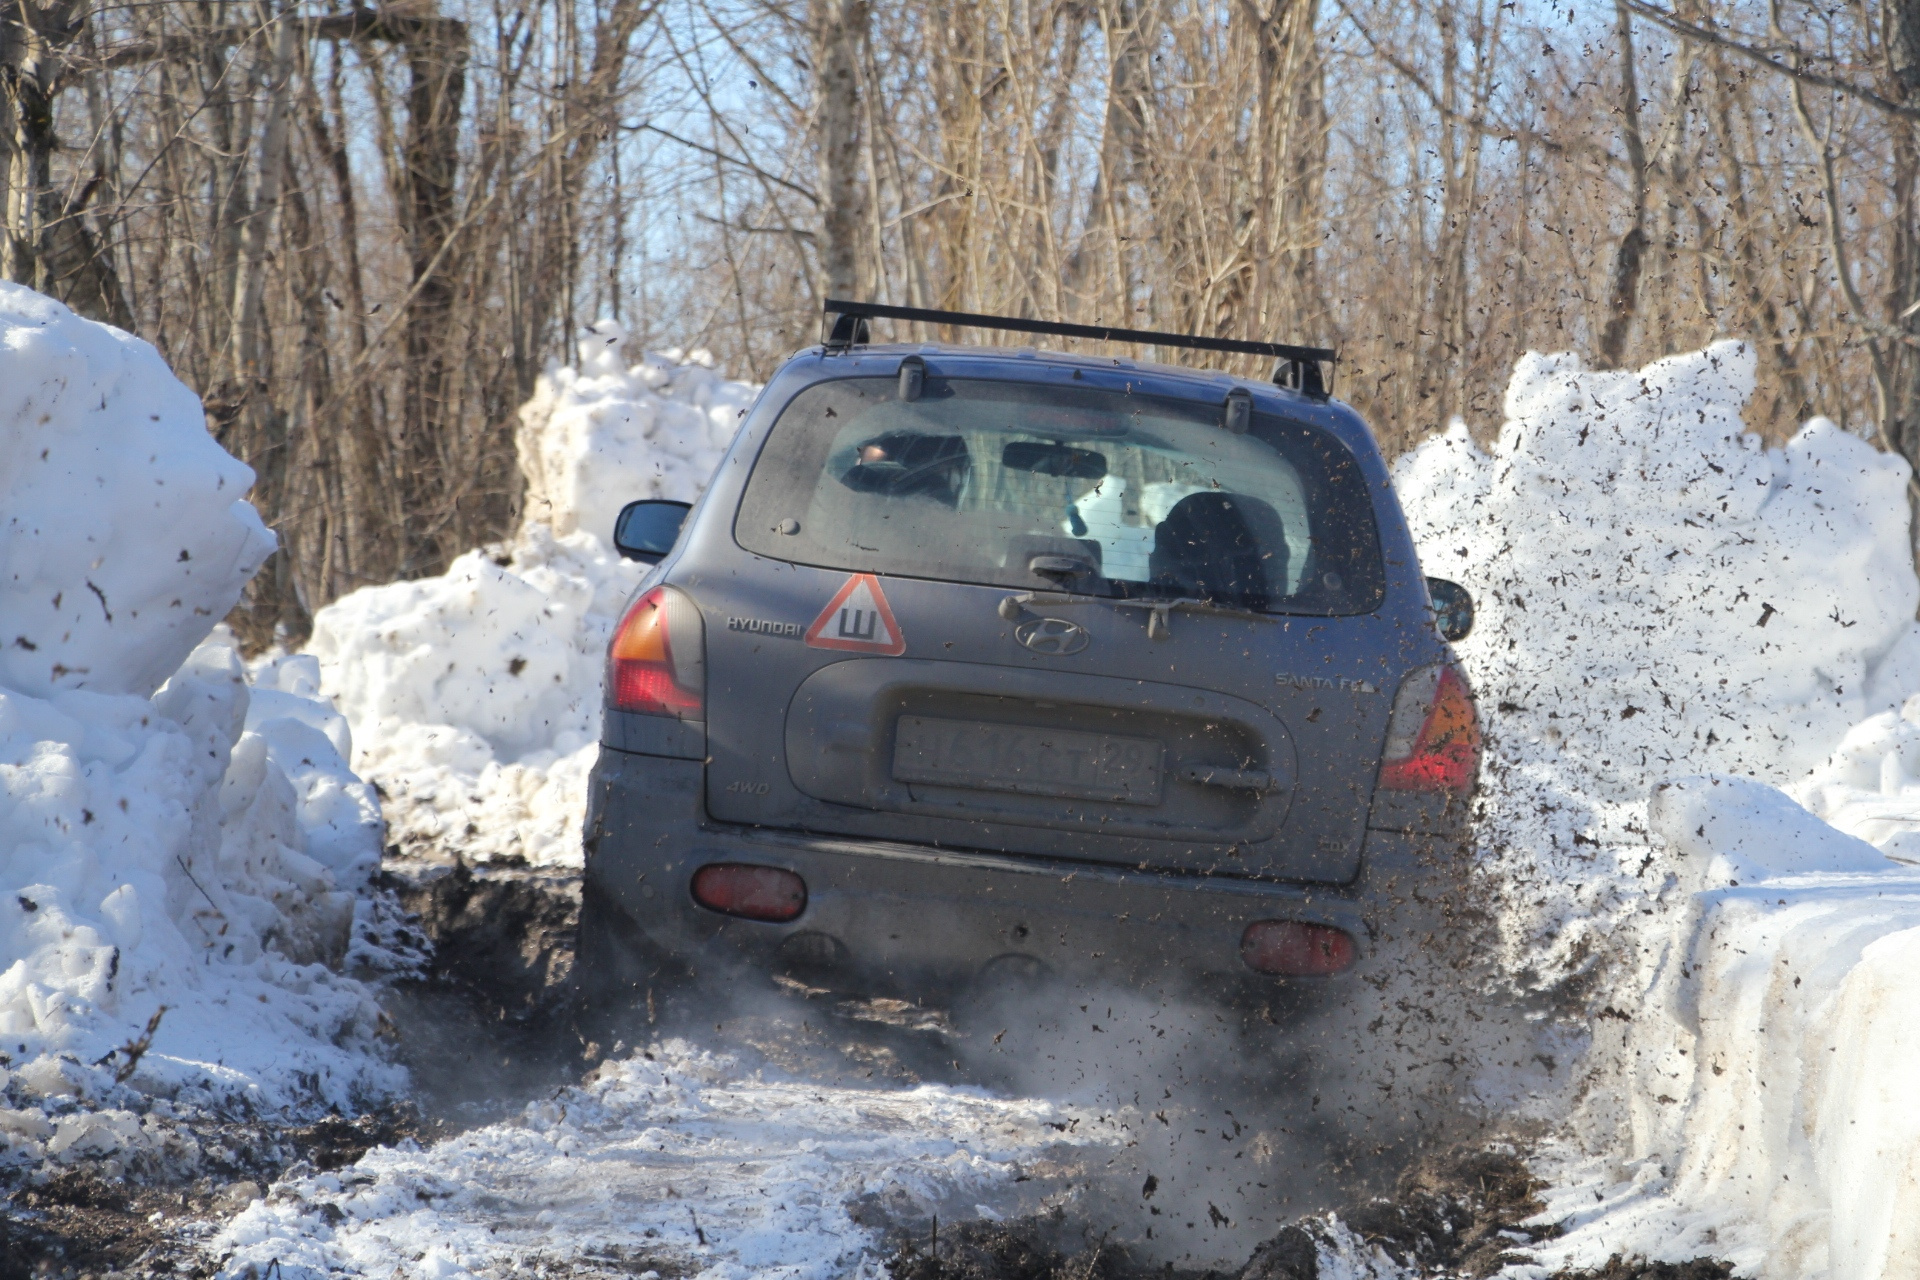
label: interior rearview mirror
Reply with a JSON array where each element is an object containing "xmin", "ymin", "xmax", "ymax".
[
  {"xmin": 1002, "ymin": 441, "xmax": 1107, "ymax": 479},
  {"xmin": 614, "ymin": 499, "xmax": 692, "ymax": 564},
  {"xmin": 1426, "ymin": 577, "xmax": 1474, "ymax": 642}
]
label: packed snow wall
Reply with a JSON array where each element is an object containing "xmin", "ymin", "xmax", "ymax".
[
  {"xmin": 0, "ymin": 293, "xmax": 273, "ymax": 698},
  {"xmin": 1396, "ymin": 342, "xmax": 1920, "ymax": 1279},
  {"xmin": 0, "ymin": 285, "xmax": 399, "ymax": 1168},
  {"xmin": 1396, "ymin": 340, "xmax": 1918, "ymax": 989},
  {"xmin": 307, "ymin": 321, "xmax": 757, "ymax": 868}
]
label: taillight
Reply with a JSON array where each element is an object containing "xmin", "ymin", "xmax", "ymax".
[
  {"xmin": 608, "ymin": 586, "xmax": 704, "ymax": 718},
  {"xmin": 1241, "ymin": 920, "xmax": 1355, "ymax": 976},
  {"xmin": 691, "ymin": 863, "xmax": 807, "ymax": 922},
  {"xmin": 1378, "ymin": 663, "xmax": 1478, "ymax": 792}
]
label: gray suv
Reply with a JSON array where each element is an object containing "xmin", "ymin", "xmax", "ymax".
[{"xmin": 578, "ymin": 303, "xmax": 1477, "ymax": 1017}]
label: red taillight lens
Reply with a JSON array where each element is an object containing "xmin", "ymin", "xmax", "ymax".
[
  {"xmin": 1378, "ymin": 664, "xmax": 1479, "ymax": 792},
  {"xmin": 1241, "ymin": 920, "xmax": 1356, "ymax": 976},
  {"xmin": 609, "ymin": 586, "xmax": 703, "ymax": 718},
  {"xmin": 691, "ymin": 863, "xmax": 807, "ymax": 923}
]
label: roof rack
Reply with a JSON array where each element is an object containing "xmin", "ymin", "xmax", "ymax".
[{"xmin": 821, "ymin": 298, "xmax": 1336, "ymax": 400}]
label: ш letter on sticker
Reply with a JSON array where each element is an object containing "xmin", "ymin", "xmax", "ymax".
[{"xmin": 804, "ymin": 573, "xmax": 906, "ymax": 656}]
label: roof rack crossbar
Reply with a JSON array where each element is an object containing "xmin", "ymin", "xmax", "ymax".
[{"xmin": 822, "ymin": 298, "xmax": 1335, "ymax": 366}]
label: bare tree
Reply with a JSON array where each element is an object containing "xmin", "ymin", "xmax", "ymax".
[
  {"xmin": 2, "ymin": 0, "xmax": 90, "ymax": 288},
  {"xmin": 811, "ymin": 0, "xmax": 869, "ymax": 297},
  {"xmin": 17, "ymin": 0, "xmax": 1920, "ymax": 620},
  {"xmin": 1597, "ymin": 0, "xmax": 1649, "ymax": 368}
]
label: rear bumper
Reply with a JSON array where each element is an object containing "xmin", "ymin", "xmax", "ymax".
[{"xmin": 583, "ymin": 745, "xmax": 1462, "ymax": 1005}]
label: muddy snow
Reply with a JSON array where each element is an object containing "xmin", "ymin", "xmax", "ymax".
[{"xmin": 211, "ymin": 1038, "xmax": 1132, "ymax": 1280}]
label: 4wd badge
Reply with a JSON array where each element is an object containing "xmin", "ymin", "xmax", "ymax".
[{"xmin": 805, "ymin": 573, "xmax": 906, "ymax": 655}]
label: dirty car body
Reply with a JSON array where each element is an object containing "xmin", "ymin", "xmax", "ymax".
[{"xmin": 579, "ymin": 334, "xmax": 1477, "ymax": 1011}]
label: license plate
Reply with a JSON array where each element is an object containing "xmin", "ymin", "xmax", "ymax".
[{"xmin": 892, "ymin": 716, "xmax": 1164, "ymax": 805}]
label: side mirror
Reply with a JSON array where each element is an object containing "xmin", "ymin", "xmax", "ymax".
[
  {"xmin": 1426, "ymin": 577, "xmax": 1474, "ymax": 642},
  {"xmin": 613, "ymin": 499, "xmax": 692, "ymax": 564}
]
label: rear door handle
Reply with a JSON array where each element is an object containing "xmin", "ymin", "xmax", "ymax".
[{"xmin": 1180, "ymin": 765, "xmax": 1276, "ymax": 793}]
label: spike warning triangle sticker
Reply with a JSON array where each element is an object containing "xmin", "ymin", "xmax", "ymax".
[{"xmin": 805, "ymin": 573, "xmax": 906, "ymax": 655}]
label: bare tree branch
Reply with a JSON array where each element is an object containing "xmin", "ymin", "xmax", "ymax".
[{"xmin": 1625, "ymin": 0, "xmax": 1920, "ymax": 121}]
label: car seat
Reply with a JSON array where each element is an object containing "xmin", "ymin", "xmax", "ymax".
[{"xmin": 1148, "ymin": 492, "xmax": 1276, "ymax": 608}]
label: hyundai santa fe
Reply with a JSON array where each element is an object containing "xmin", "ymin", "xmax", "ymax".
[{"xmin": 576, "ymin": 301, "xmax": 1478, "ymax": 1020}]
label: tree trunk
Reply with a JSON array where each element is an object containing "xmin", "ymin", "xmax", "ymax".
[
  {"xmin": 1883, "ymin": 0, "xmax": 1920, "ymax": 570},
  {"xmin": 1206, "ymin": 0, "xmax": 1324, "ymax": 353},
  {"xmin": 811, "ymin": 0, "xmax": 869, "ymax": 299},
  {"xmin": 221, "ymin": 9, "xmax": 305, "ymax": 650},
  {"xmin": 1, "ymin": 0, "xmax": 88, "ymax": 289},
  {"xmin": 397, "ymin": 10, "xmax": 469, "ymax": 574},
  {"xmin": 229, "ymin": 8, "xmax": 300, "ymax": 382},
  {"xmin": 1066, "ymin": 0, "xmax": 1149, "ymax": 315},
  {"xmin": 1598, "ymin": 0, "xmax": 1649, "ymax": 369}
]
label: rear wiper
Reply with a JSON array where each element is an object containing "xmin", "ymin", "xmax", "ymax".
[{"xmin": 997, "ymin": 591, "xmax": 1275, "ymax": 640}]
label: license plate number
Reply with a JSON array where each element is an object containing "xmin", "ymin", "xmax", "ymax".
[{"xmin": 892, "ymin": 716, "xmax": 1164, "ymax": 805}]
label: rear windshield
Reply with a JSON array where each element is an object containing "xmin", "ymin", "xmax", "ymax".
[{"xmin": 734, "ymin": 375, "xmax": 1385, "ymax": 615}]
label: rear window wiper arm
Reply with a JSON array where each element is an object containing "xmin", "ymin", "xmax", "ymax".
[{"xmin": 998, "ymin": 591, "xmax": 1275, "ymax": 640}]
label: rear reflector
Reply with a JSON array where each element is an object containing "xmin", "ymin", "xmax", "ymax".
[
  {"xmin": 609, "ymin": 585, "xmax": 704, "ymax": 718},
  {"xmin": 1241, "ymin": 920, "xmax": 1356, "ymax": 976},
  {"xmin": 1378, "ymin": 663, "xmax": 1479, "ymax": 793},
  {"xmin": 691, "ymin": 863, "xmax": 807, "ymax": 923}
]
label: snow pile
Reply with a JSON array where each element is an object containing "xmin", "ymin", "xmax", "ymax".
[
  {"xmin": 308, "ymin": 323, "xmax": 756, "ymax": 868},
  {"xmin": 517, "ymin": 320, "xmax": 754, "ymax": 540},
  {"xmin": 1395, "ymin": 340, "xmax": 1916, "ymax": 990},
  {"xmin": 213, "ymin": 1039, "xmax": 1121, "ymax": 1279},
  {"xmin": 0, "ymin": 285, "xmax": 398, "ymax": 1158},
  {"xmin": 1792, "ymin": 695, "xmax": 1920, "ymax": 866},
  {"xmin": 1521, "ymin": 777, "xmax": 1920, "ymax": 1278},
  {"xmin": 1, "ymin": 286, "xmax": 274, "ymax": 697},
  {"xmin": 1395, "ymin": 342, "xmax": 1920, "ymax": 1277},
  {"xmin": 306, "ymin": 527, "xmax": 639, "ymax": 868}
]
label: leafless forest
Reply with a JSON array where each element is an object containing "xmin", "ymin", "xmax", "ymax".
[{"xmin": 5, "ymin": 0, "xmax": 1919, "ymax": 641}]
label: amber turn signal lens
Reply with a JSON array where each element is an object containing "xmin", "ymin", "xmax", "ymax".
[
  {"xmin": 1378, "ymin": 664, "xmax": 1479, "ymax": 793},
  {"xmin": 608, "ymin": 586, "xmax": 703, "ymax": 718}
]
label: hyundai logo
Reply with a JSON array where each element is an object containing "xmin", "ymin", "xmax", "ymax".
[{"xmin": 1014, "ymin": 616, "xmax": 1091, "ymax": 656}]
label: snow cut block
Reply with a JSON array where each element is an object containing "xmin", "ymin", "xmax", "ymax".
[
  {"xmin": 1651, "ymin": 774, "xmax": 1893, "ymax": 884},
  {"xmin": 0, "ymin": 282, "xmax": 275, "ymax": 698}
]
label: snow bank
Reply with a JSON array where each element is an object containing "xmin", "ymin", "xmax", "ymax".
[
  {"xmin": 517, "ymin": 320, "xmax": 754, "ymax": 539},
  {"xmin": 1, "ymin": 284, "xmax": 276, "ymax": 697},
  {"xmin": 0, "ymin": 286, "xmax": 398, "ymax": 1160},
  {"xmin": 1792, "ymin": 695, "xmax": 1920, "ymax": 867},
  {"xmin": 212, "ymin": 1039, "xmax": 1121, "ymax": 1279},
  {"xmin": 1396, "ymin": 342, "xmax": 1920, "ymax": 1277},
  {"xmin": 1525, "ymin": 810, "xmax": 1920, "ymax": 1278},
  {"xmin": 308, "ymin": 322, "xmax": 756, "ymax": 868},
  {"xmin": 1396, "ymin": 341, "xmax": 1916, "ymax": 989}
]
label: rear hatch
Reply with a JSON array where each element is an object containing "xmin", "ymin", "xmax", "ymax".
[{"xmin": 696, "ymin": 362, "xmax": 1394, "ymax": 883}]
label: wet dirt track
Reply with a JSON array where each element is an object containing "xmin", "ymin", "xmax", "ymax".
[{"xmin": 3, "ymin": 857, "xmax": 1736, "ymax": 1280}]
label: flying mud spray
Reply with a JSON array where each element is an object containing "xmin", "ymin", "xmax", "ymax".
[
  {"xmin": 608, "ymin": 835, "xmax": 1550, "ymax": 1275},
  {"xmin": 937, "ymin": 850, "xmax": 1539, "ymax": 1270}
]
